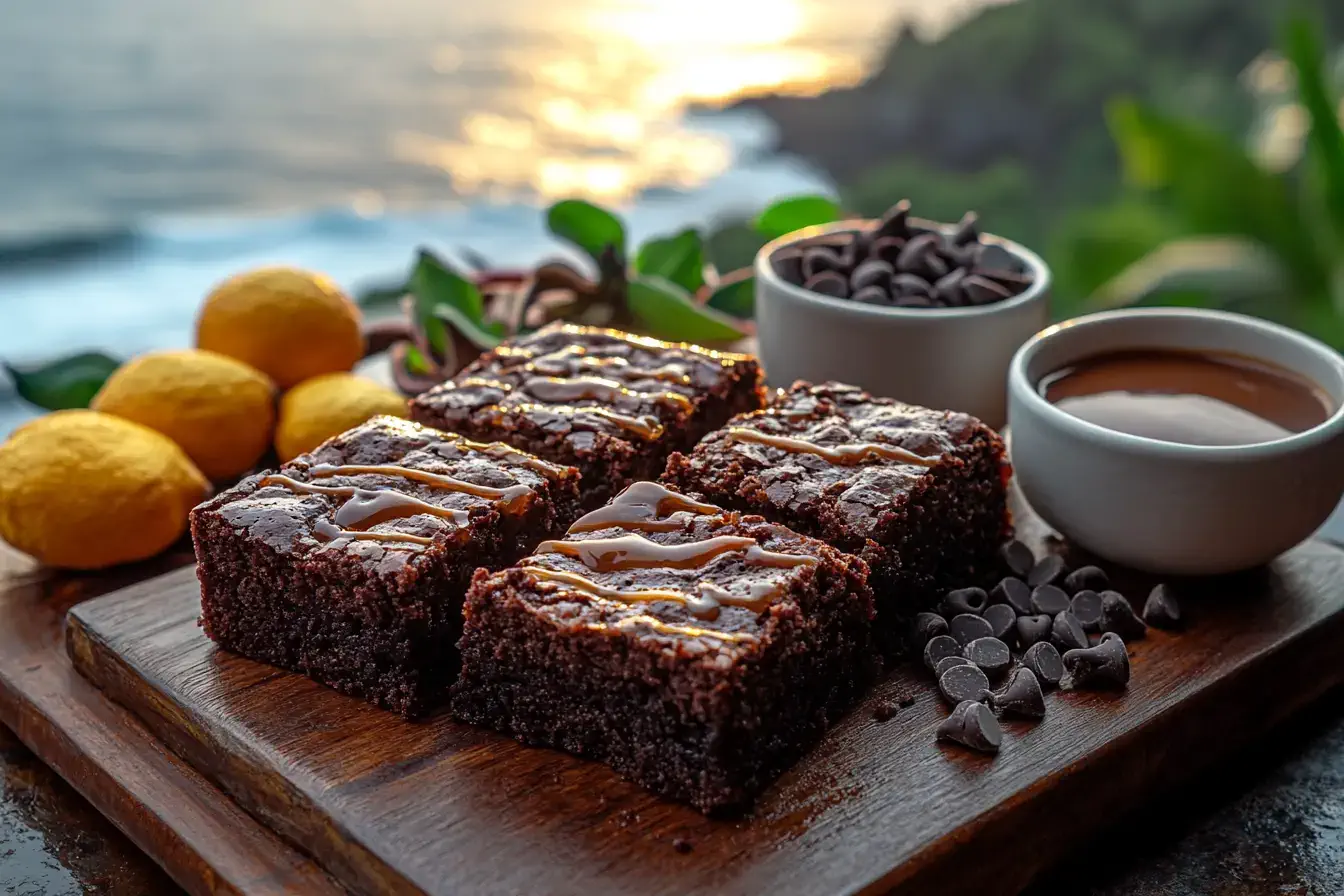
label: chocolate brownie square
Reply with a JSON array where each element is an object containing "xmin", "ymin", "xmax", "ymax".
[
  {"xmin": 409, "ymin": 323, "xmax": 765, "ymax": 508},
  {"xmin": 191, "ymin": 415, "xmax": 582, "ymax": 718},
  {"xmin": 450, "ymin": 481, "xmax": 878, "ymax": 814},
  {"xmin": 663, "ymin": 382, "xmax": 1010, "ymax": 653}
]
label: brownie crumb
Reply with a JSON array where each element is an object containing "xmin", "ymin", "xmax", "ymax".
[
  {"xmin": 898, "ymin": 695, "xmax": 917, "ymax": 708},
  {"xmin": 673, "ymin": 838, "xmax": 694, "ymax": 854},
  {"xmin": 872, "ymin": 701, "xmax": 900, "ymax": 722}
]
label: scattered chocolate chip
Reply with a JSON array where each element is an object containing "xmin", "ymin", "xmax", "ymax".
[
  {"xmin": 773, "ymin": 249, "xmax": 804, "ymax": 283},
  {"xmin": 938, "ymin": 663, "xmax": 992, "ymax": 705},
  {"xmin": 991, "ymin": 576, "xmax": 1033, "ymax": 616},
  {"xmin": 1030, "ymin": 584, "xmax": 1070, "ymax": 616},
  {"xmin": 912, "ymin": 612, "xmax": 949, "ymax": 649},
  {"xmin": 851, "ymin": 259, "xmax": 894, "ymax": 292},
  {"xmin": 1063, "ymin": 565, "xmax": 1109, "ymax": 594},
  {"xmin": 1051, "ymin": 610, "xmax": 1089, "ymax": 651},
  {"xmin": 1100, "ymin": 590, "xmax": 1148, "ymax": 640},
  {"xmin": 1069, "ymin": 590, "xmax": 1105, "ymax": 632},
  {"xmin": 1064, "ymin": 633, "xmax": 1130, "ymax": 689},
  {"xmin": 1016, "ymin": 614, "xmax": 1053, "ymax": 649},
  {"xmin": 1022, "ymin": 641, "xmax": 1064, "ymax": 688},
  {"xmin": 875, "ymin": 199, "xmax": 911, "ymax": 238},
  {"xmin": 896, "ymin": 232, "xmax": 941, "ymax": 274},
  {"xmin": 942, "ymin": 587, "xmax": 988, "ymax": 617},
  {"xmin": 949, "ymin": 211, "xmax": 980, "ymax": 246},
  {"xmin": 949, "ymin": 613, "xmax": 994, "ymax": 646},
  {"xmin": 923, "ymin": 634, "xmax": 962, "ymax": 673},
  {"xmin": 932, "ymin": 268, "xmax": 966, "ymax": 305},
  {"xmin": 1143, "ymin": 584, "xmax": 1183, "ymax": 630},
  {"xmin": 935, "ymin": 654, "xmax": 974, "ymax": 677},
  {"xmin": 961, "ymin": 274, "xmax": 1013, "ymax": 305},
  {"xmin": 1027, "ymin": 555, "xmax": 1067, "ymax": 588},
  {"xmin": 852, "ymin": 285, "xmax": 893, "ymax": 305},
  {"xmin": 804, "ymin": 271, "xmax": 849, "ymax": 298},
  {"xmin": 802, "ymin": 247, "xmax": 845, "ymax": 279},
  {"xmin": 991, "ymin": 666, "xmax": 1046, "ymax": 719},
  {"xmin": 872, "ymin": 701, "xmax": 900, "ymax": 722},
  {"xmin": 964, "ymin": 637, "xmax": 1012, "ymax": 679},
  {"xmin": 870, "ymin": 236, "xmax": 906, "ymax": 265},
  {"xmin": 998, "ymin": 540, "xmax": 1035, "ymax": 578},
  {"xmin": 937, "ymin": 700, "xmax": 1002, "ymax": 753},
  {"xmin": 983, "ymin": 603, "xmax": 1017, "ymax": 644},
  {"xmin": 673, "ymin": 838, "xmax": 694, "ymax": 854},
  {"xmin": 890, "ymin": 272, "xmax": 933, "ymax": 297},
  {"xmin": 976, "ymin": 242, "xmax": 1019, "ymax": 275}
]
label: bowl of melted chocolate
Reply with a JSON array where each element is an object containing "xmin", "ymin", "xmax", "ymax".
[{"xmin": 1008, "ymin": 308, "xmax": 1344, "ymax": 575}]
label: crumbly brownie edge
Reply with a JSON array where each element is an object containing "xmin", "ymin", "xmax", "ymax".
[{"xmin": 450, "ymin": 554, "xmax": 877, "ymax": 814}]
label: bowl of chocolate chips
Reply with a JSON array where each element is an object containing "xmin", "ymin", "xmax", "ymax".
[{"xmin": 754, "ymin": 200, "xmax": 1050, "ymax": 427}]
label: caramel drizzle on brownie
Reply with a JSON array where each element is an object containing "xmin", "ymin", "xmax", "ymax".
[
  {"xmin": 527, "ymin": 346, "xmax": 693, "ymax": 386},
  {"xmin": 261, "ymin": 475, "xmax": 471, "ymax": 545},
  {"xmin": 724, "ymin": 427, "xmax": 937, "ymax": 467},
  {"xmin": 442, "ymin": 437, "xmax": 569, "ymax": 477},
  {"xmin": 526, "ymin": 530, "xmax": 816, "ymax": 619},
  {"xmin": 567, "ymin": 481, "xmax": 720, "ymax": 533},
  {"xmin": 520, "ymin": 375, "xmax": 693, "ymax": 411},
  {"xmin": 488, "ymin": 403, "xmax": 664, "ymax": 440},
  {"xmin": 594, "ymin": 614, "xmax": 759, "ymax": 644},
  {"xmin": 307, "ymin": 463, "xmax": 535, "ymax": 514}
]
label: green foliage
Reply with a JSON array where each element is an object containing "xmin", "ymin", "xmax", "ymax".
[
  {"xmin": 5, "ymin": 352, "xmax": 121, "ymax": 411},
  {"xmin": 409, "ymin": 250, "xmax": 504, "ymax": 356},
  {"xmin": 626, "ymin": 276, "xmax": 747, "ymax": 342},
  {"xmin": 634, "ymin": 228, "xmax": 705, "ymax": 294},
  {"xmin": 753, "ymin": 196, "xmax": 841, "ymax": 240},
  {"xmin": 705, "ymin": 274, "xmax": 755, "ymax": 319},
  {"xmin": 546, "ymin": 200, "xmax": 627, "ymax": 267}
]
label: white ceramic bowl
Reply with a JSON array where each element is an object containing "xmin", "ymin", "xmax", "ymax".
[
  {"xmin": 754, "ymin": 220, "xmax": 1051, "ymax": 428},
  {"xmin": 1008, "ymin": 308, "xmax": 1344, "ymax": 575}
]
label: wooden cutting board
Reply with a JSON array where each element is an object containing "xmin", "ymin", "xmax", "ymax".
[{"xmin": 64, "ymin": 499, "xmax": 1344, "ymax": 896}]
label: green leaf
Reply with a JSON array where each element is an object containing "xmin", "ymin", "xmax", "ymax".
[
  {"xmin": 705, "ymin": 275, "xmax": 755, "ymax": 319},
  {"xmin": 4, "ymin": 351, "xmax": 121, "ymax": 411},
  {"xmin": 356, "ymin": 280, "xmax": 408, "ymax": 308},
  {"xmin": 753, "ymin": 195, "xmax": 841, "ymax": 240},
  {"xmin": 1091, "ymin": 237, "xmax": 1289, "ymax": 309},
  {"xmin": 402, "ymin": 344, "xmax": 435, "ymax": 376},
  {"xmin": 1106, "ymin": 98, "xmax": 1328, "ymax": 298},
  {"xmin": 1283, "ymin": 16, "xmax": 1344, "ymax": 233},
  {"xmin": 431, "ymin": 304, "xmax": 505, "ymax": 351},
  {"xmin": 635, "ymin": 229, "xmax": 705, "ymax": 294},
  {"xmin": 626, "ymin": 275, "xmax": 747, "ymax": 343},
  {"xmin": 409, "ymin": 249, "xmax": 491, "ymax": 356},
  {"xmin": 546, "ymin": 199, "xmax": 626, "ymax": 266}
]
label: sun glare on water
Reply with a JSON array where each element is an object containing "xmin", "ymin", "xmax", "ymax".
[{"xmin": 393, "ymin": 0, "xmax": 875, "ymax": 203}]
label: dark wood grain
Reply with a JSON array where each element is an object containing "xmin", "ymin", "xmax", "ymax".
[
  {"xmin": 65, "ymin": 501, "xmax": 1344, "ymax": 896},
  {"xmin": 0, "ymin": 545, "xmax": 341, "ymax": 896}
]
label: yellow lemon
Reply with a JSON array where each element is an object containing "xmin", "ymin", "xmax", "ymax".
[
  {"xmin": 196, "ymin": 266, "xmax": 364, "ymax": 389},
  {"xmin": 0, "ymin": 410, "xmax": 210, "ymax": 569},
  {"xmin": 91, "ymin": 349, "xmax": 276, "ymax": 480},
  {"xmin": 275, "ymin": 373, "xmax": 407, "ymax": 462}
]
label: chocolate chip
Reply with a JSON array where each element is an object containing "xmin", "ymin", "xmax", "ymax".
[
  {"xmin": 1027, "ymin": 555, "xmax": 1067, "ymax": 588},
  {"xmin": 964, "ymin": 637, "xmax": 1012, "ymax": 679},
  {"xmin": 935, "ymin": 654, "xmax": 974, "ymax": 677},
  {"xmin": 849, "ymin": 230, "xmax": 872, "ymax": 262},
  {"xmin": 895, "ymin": 232, "xmax": 941, "ymax": 274},
  {"xmin": 937, "ymin": 700, "xmax": 1002, "ymax": 753},
  {"xmin": 976, "ymin": 242, "xmax": 1019, "ymax": 275},
  {"xmin": 852, "ymin": 285, "xmax": 893, "ymax": 305},
  {"xmin": 942, "ymin": 587, "xmax": 988, "ymax": 617},
  {"xmin": 983, "ymin": 603, "xmax": 1017, "ymax": 643},
  {"xmin": 938, "ymin": 663, "xmax": 992, "ymax": 705},
  {"xmin": 851, "ymin": 259, "xmax": 894, "ymax": 292},
  {"xmin": 932, "ymin": 268, "xmax": 966, "ymax": 306},
  {"xmin": 1030, "ymin": 584, "xmax": 1070, "ymax": 616},
  {"xmin": 1016, "ymin": 614, "xmax": 1052, "ymax": 649},
  {"xmin": 872, "ymin": 701, "xmax": 900, "ymax": 722},
  {"xmin": 773, "ymin": 249, "xmax": 804, "ymax": 284},
  {"xmin": 804, "ymin": 271, "xmax": 849, "ymax": 298},
  {"xmin": 1064, "ymin": 632, "xmax": 1130, "ymax": 689},
  {"xmin": 1063, "ymin": 565, "xmax": 1109, "ymax": 594},
  {"xmin": 1051, "ymin": 610, "xmax": 1089, "ymax": 651},
  {"xmin": 949, "ymin": 211, "xmax": 980, "ymax": 246},
  {"xmin": 912, "ymin": 612, "xmax": 949, "ymax": 648},
  {"xmin": 949, "ymin": 613, "xmax": 994, "ymax": 646},
  {"xmin": 673, "ymin": 837, "xmax": 694, "ymax": 854},
  {"xmin": 875, "ymin": 199, "xmax": 912, "ymax": 239},
  {"xmin": 919, "ymin": 251, "xmax": 950, "ymax": 281},
  {"xmin": 1069, "ymin": 590, "xmax": 1104, "ymax": 632},
  {"xmin": 802, "ymin": 246, "xmax": 845, "ymax": 279},
  {"xmin": 961, "ymin": 274, "xmax": 1013, "ymax": 305},
  {"xmin": 923, "ymin": 634, "xmax": 962, "ymax": 673},
  {"xmin": 1022, "ymin": 641, "xmax": 1064, "ymax": 688},
  {"xmin": 899, "ymin": 695, "xmax": 916, "ymax": 708},
  {"xmin": 1143, "ymin": 584, "xmax": 1183, "ymax": 630},
  {"xmin": 998, "ymin": 540, "xmax": 1035, "ymax": 578},
  {"xmin": 991, "ymin": 666, "xmax": 1046, "ymax": 719},
  {"xmin": 990, "ymin": 577, "xmax": 1033, "ymax": 616},
  {"xmin": 890, "ymin": 272, "xmax": 932, "ymax": 297},
  {"xmin": 1100, "ymin": 591, "xmax": 1147, "ymax": 640},
  {"xmin": 892, "ymin": 294, "xmax": 935, "ymax": 308},
  {"xmin": 870, "ymin": 236, "xmax": 906, "ymax": 265}
]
